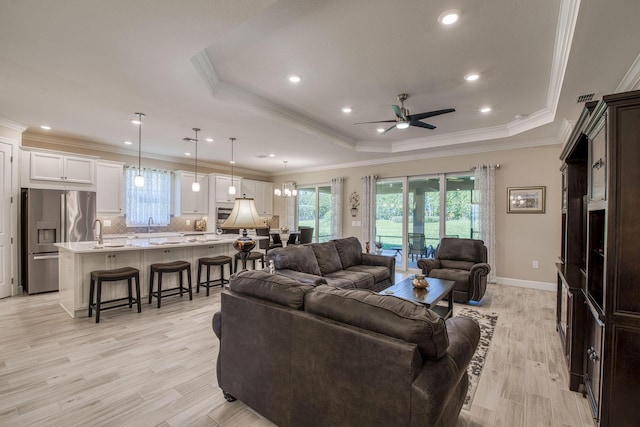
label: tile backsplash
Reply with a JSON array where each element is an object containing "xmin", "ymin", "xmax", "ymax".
[{"xmin": 98, "ymin": 215, "xmax": 205, "ymax": 235}]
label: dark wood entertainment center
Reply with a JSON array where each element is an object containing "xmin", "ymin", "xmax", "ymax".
[{"xmin": 557, "ymin": 89, "xmax": 640, "ymax": 426}]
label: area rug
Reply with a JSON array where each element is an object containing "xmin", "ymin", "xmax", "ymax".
[{"xmin": 456, "ymin": 307, "xmax": 498, "ymax": 411}]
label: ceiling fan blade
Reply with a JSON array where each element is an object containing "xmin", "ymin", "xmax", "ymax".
[
  {"xmin": 391, "ymin": 104, "xmax": 405, "ymax": 120},
  {"xmin": 410, "ymin": 108, "xmax": 455, "ymax": 121},
  {"xmin": 410, "ymin": 120, "xmax": 436, "ymax": 130},
  {"xmin": 381, "ymin": 124, "xmax": 397, "ymax": 135},
  {"xmin": 354, "ymin": 119, "xmax": 397, "ymax": 125}
]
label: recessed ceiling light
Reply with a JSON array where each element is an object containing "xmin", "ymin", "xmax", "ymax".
[
  {"xmin": 438, "ymin": 9, "xmax": 461, "ymax": 25},
  {"xmin": 123, "ymin": 140, "xmax": 132, "ymax": 145},
  {"xmin": 131, "ymin": 119, "xmax": 141, "ymax": 125},
  {"xmin": 288, "ymin": 74, "xmax": 301, "ymax": 83},
  {"xmin": 480, "ymin": 106, "xmax": 492, "ymax": 113},
  {"xmin": 377, "ymin": 128, "xmax": 385, "ymax": 133},
  {"xmin": 464, "ymin": 73, "xmax": 479, "ymax": 81},
  {"xmin": 229, "ymin": 160, "xmax": 235, "ymax": 164},
  {"xmin": 185, "ymin": 152, "xmax": 191, "ymax": 156},
  {"xmin": 269, "ymin": 153, "xmax": 276, "ymax": 157},
  {"xmin": 341, "ymin": 106, "xmax": 352, "ymax": 113},
  {"xmin": 40, "ymin": 125, "xmax": 52, "ymax": 130},
  {"xmin": 205, "ymin": 138, "xmax": 214, "ymax": 142}
]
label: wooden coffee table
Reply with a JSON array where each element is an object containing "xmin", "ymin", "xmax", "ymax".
[{"xmin": 381, "ymin": 277, "xmax": 455, "ymax": 319}]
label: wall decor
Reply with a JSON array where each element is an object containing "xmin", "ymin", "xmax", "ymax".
[
  {"xmin": 507, "ymin": 186, "xmax": 546, "ymax": 213},
  {"xmin": 349, "ymin": 191, "xmax": 360, "ymax": 217}
]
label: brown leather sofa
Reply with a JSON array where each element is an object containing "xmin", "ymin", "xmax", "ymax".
[
  {"xmin": 213, "ymin": 270, "xmax": 480, "ymax": 427},
  {"xmin": 417, "ymin": 238, "xmax": 491, "ymax": 303},
  {"xmin": 266, "ymin": 236, "xmax": 395, "ymax": 292}
]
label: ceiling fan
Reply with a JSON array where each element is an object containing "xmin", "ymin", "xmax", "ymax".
[{"xmin": 354, "ymin": 94, "xmax": 455, "ymax": 135}]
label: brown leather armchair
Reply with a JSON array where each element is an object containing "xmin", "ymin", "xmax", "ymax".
[{"xmin": 417, "ymin": 237, "xmax": 491, "ymax": 303}]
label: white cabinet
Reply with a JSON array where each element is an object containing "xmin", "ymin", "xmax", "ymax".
[
  {"xmin": 213, "ymin": 175, "xmax": 242, "ymax": 203},
  {"xmin": 174, "ymin": 171, "xmax": 209, "ymax": 215},
  {"xmin": 96, "ymin": 161, "xmax": 124, "ymax": 215},
  {"xmin": 242, "ymin": 179, "xmax": 273, "ymax": 215},
  {"xmin": 30, "ymin": 151, "xmax": 95, "ymax": 184}
]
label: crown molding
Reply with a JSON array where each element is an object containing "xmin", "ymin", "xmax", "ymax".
[
  {"xmin": 0, "ymin": 118, "xmax": 28, "ymax": 132},
  {"xmin": 22, "ymin": 132, "xmax": 270, "ymax": 178},
  {"xmin": 616, "ymin": 53, "xmax": 640, "ymax": 92}
]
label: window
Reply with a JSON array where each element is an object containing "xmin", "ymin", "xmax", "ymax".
[
  {"xmin": 124, "ymin": 167, "xmax": 171, "ymax": 226},
  {"xmin": 297, "ymin": 185, "xmax": 332, "ymax": 242}
]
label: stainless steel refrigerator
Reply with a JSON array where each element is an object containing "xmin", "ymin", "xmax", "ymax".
[{"xmin": 21, "ymin": 188, "xmax": 97, "ymax": 294}]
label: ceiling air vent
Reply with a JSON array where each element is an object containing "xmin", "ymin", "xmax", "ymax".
[
  {"xmin": 577, "ymin": 93, "xmax": 595, "ymax": 103},
  {"xmin": 255, "ymin": 154, "xmax": 268, "ymax": 158}
]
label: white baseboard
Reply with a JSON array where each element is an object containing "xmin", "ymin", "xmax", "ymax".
[{"xmin": 493, "ymin": 277, "xmax": 555, "ymax": 292}]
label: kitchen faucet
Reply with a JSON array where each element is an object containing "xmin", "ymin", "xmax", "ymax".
[
  {"xmin": 93, "ymin": 219, "xmax": 103, "ymax": 245},
  {"xmin": 147, "ymin": 217, "xmax": 154, "ymax": 234}
]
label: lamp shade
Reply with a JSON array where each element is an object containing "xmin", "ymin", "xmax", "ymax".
[{"xmin": 220, "ymin": 197, "xmax": 267, "ymax": 231}]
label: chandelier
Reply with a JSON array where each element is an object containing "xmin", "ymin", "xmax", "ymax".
[{"xmin": 274, "ymin": 161, "xmax": 297, "ymax": 197}]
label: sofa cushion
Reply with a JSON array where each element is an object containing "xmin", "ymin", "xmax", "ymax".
[
  {"xmin": 332, "ymin": 237, "xmax": 363, "ymax": 269},
  {"xmin": 321, "ymin": 276, "xmax": 357, "ymax": 289},
  {"xmin": 267, "ymin": 245, "xmax": 322, "ymax": 276},
  {"xmin": 437, "ymin": 238, "xmax": 485, "ymax": 263},
  {"xmin": 229, "ymin": 270, "xmax": 315, "ymax": 309},
  {"xmin": 440, "ymin": 260, "xmax": 475, "ymax": 271},
  {"xmin": 345, "ymin": 265, "xmax": 390, "ymax": 284},
  {"xmin": 324, "ymin": 270, "xmax": 375, "ymax": 289},
  {"xmin": 305, "ymin": 285, "xmax": 449, "ymax": 360},
  {"xmin": 311, "ymin": 241, "xmax": 344, "ymax": 275}
]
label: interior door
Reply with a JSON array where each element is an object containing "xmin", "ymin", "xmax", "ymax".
[{"xmin": 0, "ymin": 142, "xmax": 13, "ymax": 298}]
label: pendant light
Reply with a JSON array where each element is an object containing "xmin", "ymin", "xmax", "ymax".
[
  {"xmin": 182, "ymin": 127, "xmax": 200, "ymax": 192},
  {"xmin": 133, "ymin": 112, "xmax": 145, "ymax": 187},
  {"xmin": 274, "ymin": 160, "xmax": 297, "ymax": 197},
  {"xmin": 228, "ymin": 137, "xmax": 236, "ymax": 195}
]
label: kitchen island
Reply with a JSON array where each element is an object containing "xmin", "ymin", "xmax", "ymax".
[{"xmin": 55, "ymin": 234, "xmax": 254, "ymax": 318}]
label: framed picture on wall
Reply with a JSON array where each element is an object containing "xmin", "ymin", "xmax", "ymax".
[{"xmin": 507, "ymin": 186, "xmax": 546, "ymax": 213}]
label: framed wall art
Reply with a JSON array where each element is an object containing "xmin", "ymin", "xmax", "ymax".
[{"xmin": 507, "ymin": 186, "xmax": 546, "ymax": 213}]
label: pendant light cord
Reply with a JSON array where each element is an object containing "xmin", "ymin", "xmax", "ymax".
[{"xmin": 136, "ymin": 113, "xmax": 144, "ymax": 173}]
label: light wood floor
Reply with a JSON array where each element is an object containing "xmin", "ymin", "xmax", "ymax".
[{"xmin": 0, "ymin": 279, "xmax": 593, "ymax": 426}]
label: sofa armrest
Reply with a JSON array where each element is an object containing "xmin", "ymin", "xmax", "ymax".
[
  {"xmin": 417, "ymin": 258, "xmax": 441, "ymax": 275},
  {"xmin": 361, "ymin": 253, "xmax": 395, "ymax": 284},
  {"xmin": 213, "ymin": 311, "xmax": 222, "ymax": 340},
  {"xmin": 470, "ymin": 262, "xmax": 491, "ymax": 281},
  {"xmin": 410, "ymin": 316, "xmax": 480, "ymax": 424}
]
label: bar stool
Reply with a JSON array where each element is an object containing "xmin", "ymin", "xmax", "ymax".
[
  {"xmin": 234, "ymin": 251, "xmax": 264, "ymax": 272},
  {"xmin": 88, "ymin": 267, "xmax": 141, "ymax": 323},
  {"xmin": 148, "ymin": 261, "xmax": 192, "ymax": 308},
  {"xmin": 197, "ymin": 255, "xmax": 232, "ymax": 296}
]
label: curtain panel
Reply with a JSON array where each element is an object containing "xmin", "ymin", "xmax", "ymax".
[
  {"xmin": 473, "ymin": 164, "xmax": 496, "ymax": 282},
  {"xmin": 331, "ymin": 177, "xmax": 344, "ymax": 239},
  {"xmin": 361, "ymin": 175, "xmax": 377, "ymax": 248}
]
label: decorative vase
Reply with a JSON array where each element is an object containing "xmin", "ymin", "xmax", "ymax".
[
  {"xmin": 280, "ymin": 226, "xmax": 289, "ymax": 233},
  {"xmin": 412, "ymin": 274, "xmax": 429, "ymax": 289}
]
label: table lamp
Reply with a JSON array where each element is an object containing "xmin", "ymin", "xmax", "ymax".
[{"xmin": 221, "ymin": 196, "xmax": 268, "ymax": 270}]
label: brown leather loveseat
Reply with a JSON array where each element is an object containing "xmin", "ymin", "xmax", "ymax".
[{"xmin": 213, "ymin": 270, "xmax": 480, "ymax": 427}]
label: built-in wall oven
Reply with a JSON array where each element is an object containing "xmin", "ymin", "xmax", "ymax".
[{"xmin": 216, "ymin": 206, "xmax": 233, "ymax": 229}]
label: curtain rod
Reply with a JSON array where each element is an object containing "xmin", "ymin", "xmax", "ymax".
[{"xmin": 470, "ymin": 164, "xmax": 500, "ymax": 170}]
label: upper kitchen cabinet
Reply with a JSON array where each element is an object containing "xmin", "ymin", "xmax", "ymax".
[
  {"xmin": 174, "ymin": 171, "xmax": 209, "ymax": 215},
  {"xmin": 21, "ymin": 148, "xmax": 97, "ymax": 191},
  {"xmin": 242, "ymin": 179, "xmax": 273, "ymax": 215},
  {"xmin": 212, "ymin": 174, "xmax": 241, "ymax": 204},
  {"xmin": 96, "ymin": 160, "xmax": 124, "ymax": 215}
]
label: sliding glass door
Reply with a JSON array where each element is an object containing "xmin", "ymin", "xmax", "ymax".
[
  {"xmin": 297, "ymin": 185, "xmax": 331, "ymax": 242},
  {"xmin": 374, "ymin": 173, "xmax": 475, "ymax": 270}
]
